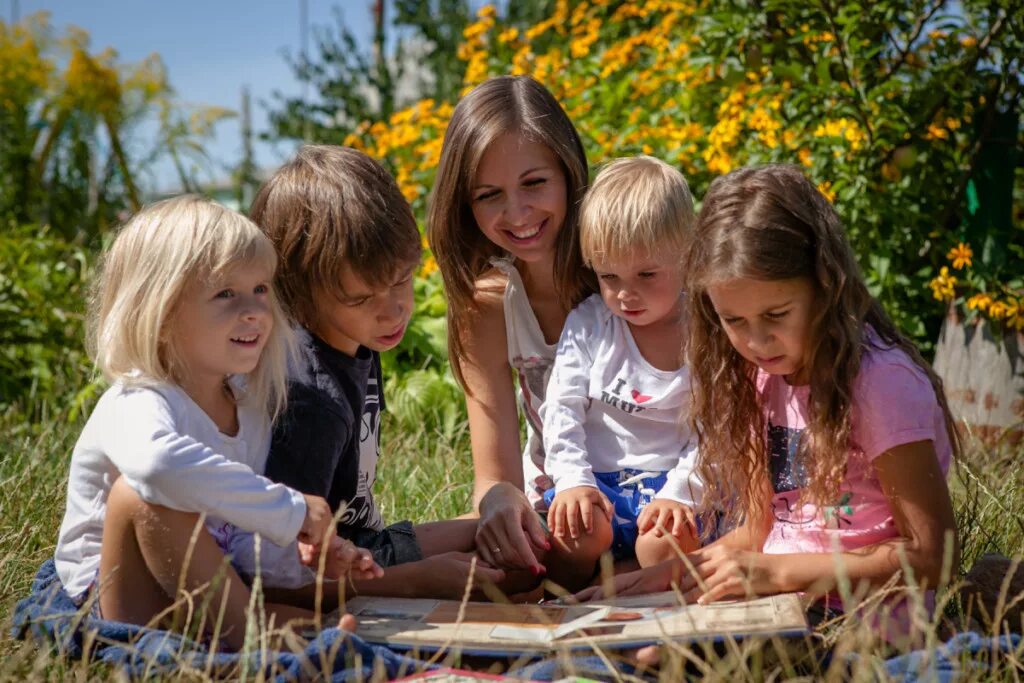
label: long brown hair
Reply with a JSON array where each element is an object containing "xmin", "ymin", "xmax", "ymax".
[
  {"xmin": 685, "ymin": 165, "xmax": 960, "ymax": 528},
  {"xmin": 426, "ymin": 75, "xmax": 594, "ymax": 386}
]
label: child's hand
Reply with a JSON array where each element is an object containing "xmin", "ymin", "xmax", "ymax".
[
  {"xmin": 547, "ymin": 486, "xmax": 613, "ymax": 540},
  {"xmin": 677, "ymin": 545, "xmax": 778, "ymax": 604},
  {"xmin": 300, "ymin": 535, "xmax": 384, "ymax": 581},
  {"xmin": 298, "ymin": 493, "xmax": 333, "ymax": 546},
  {"xmin": 637, "ymin": 500, "xmax": 696, "ymax": 541},
  {"xmin": 327, "ymin": 535, "xmax": 384, "ymax": 581}
]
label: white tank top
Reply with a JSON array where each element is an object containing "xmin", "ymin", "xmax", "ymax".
[{"xmin": 491, "ymin": 257, "xmax": 556, "ymax": 510}]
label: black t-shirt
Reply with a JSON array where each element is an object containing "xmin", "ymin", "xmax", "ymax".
[{"xmin": 265, "ymin": 329, "xmax": 384, "ymax": 537}]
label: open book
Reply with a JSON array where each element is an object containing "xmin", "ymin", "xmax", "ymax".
[{"xmin": 343, "ymin": 591, "xmax": 808, "ymax": 656}]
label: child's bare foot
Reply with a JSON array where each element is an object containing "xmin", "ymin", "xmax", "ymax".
[{"xmin": 338, "ymin": 612, "xmax": 358, "ymax": 632}]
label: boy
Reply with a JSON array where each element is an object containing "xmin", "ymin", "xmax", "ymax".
[{"xmin": 247, "ymin": 145, "xmax": 512, "ymax": 599}]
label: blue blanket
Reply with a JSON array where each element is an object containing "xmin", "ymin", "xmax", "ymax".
[
  {"xmin": 12, "ymin": 559, "xmax": 643, "ymax": 681},
  {"xmin": 10, "ymin": 559, "xmax": 433, "ymax": 681},
  {"xmin": 876, "ymin": 632, "xmax": 1021, "ymax": 682}
]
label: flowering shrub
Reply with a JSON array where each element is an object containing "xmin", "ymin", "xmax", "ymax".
[
  {"xmin": 341, "ymin": 0, "xmax": 1021, "ymax": 362},
  {"xmin": 931, "ymin": 241, "xmax": 1023, "ymax": 331}
]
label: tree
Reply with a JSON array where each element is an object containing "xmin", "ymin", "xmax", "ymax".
[{"xmin": 0, "ymin": 13, "xmax": 233, "ymax": 242}]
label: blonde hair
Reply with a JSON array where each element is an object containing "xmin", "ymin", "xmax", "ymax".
[
  {"xmin": 89, "ymin": 195, "xmax": 293, "ymax": 419},
  {"xmin": 250, "ymin": 145, "xmax": 421, "ymax": 329},
  {"xmin": 684, "ymin": 165, "xmax": 960, "ymax": 530},
  {"xmin": 426, "ymin": 75, "xmax": 595, "ymax": 387},
  {"xmin": 580, "ymin": 156, "xmax": 694, "ymax": 265}
]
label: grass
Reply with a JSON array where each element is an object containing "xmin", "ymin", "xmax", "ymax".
[{"xmin": 1, "ymin": 406, "xmax": 1023, "ymax": 681}]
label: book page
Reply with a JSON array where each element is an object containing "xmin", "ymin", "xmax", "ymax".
[{"xmin": 343, "ymin": 592, "xmax": 808, "ymax": 655}]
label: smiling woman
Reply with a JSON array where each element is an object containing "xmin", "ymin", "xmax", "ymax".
[{"xmin": 427, "ymin": 75, "xmax": 595, "ymax": 577}]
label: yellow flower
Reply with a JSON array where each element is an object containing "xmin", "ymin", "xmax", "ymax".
[
  {"xmin": 966, "ymin": 293, "xmax": 992, "ymax": 313},
  {"xmin": 420, "ymin": 254, "xmax": 439, "ymax": 277},
  {"xmin": 946, "ymin": 242, "xmax": 973, "ymax": 270},
  {"xmin": 817, "ymin": 180, "xmax": 836, "ymax": 203},
  {"xmin": 987, "ymin": 301, "xmax": 1008, "ymax": 319},
  {"xmin": 798, "ymin": 148, "xmax": 812, "ymax": 167},
  {"xmin": 1003, "ymin": 298, "xmax": 1020, "ymax": 328},
  {"xmin": 928, "ymin": 266, "xmax": 957, "ymax": 302},
  {"xmin": 925, "ymin": 123, "xmax": 948, "ymax": 141}
]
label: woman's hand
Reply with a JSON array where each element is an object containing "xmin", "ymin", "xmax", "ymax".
[
  {"xmin": 475, "ymin": 482, "xmax": 550, "ymax": 574},
  {"xmin": 574, "ymin": 560, "xmax": 675, "ymax": 601}
]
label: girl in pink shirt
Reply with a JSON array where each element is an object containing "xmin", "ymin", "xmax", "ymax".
[{"xmin": 581, "ymin": 165, "xmax": 959, "ymax": 642}]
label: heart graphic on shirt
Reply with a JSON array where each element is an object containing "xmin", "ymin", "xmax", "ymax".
[{"xmin": 631, "ymin": 389, "xmax": 652, "ymax": 403}]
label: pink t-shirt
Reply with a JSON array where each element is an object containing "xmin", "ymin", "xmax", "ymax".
[{"xmin": 759, "ymin": 338, "xmax": 952, "ymax": 556}]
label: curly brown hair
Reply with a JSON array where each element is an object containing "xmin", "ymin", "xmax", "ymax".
[{"xmin": 685, "ymin": 165, "xmax": 960, "ymax": 529}]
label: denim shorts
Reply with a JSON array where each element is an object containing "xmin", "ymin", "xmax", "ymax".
[
  {"xmin": 345, "ymin": 520, "xmax": 423, "ymax": 568},
  {"xmin": 544, "ymin": 469, "xmax": 694, "ymax": 561}
]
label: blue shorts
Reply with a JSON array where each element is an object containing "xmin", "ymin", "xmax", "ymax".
[{"xmin": 544, "ymin": 469, "xmax": 685, "ymax": 561}]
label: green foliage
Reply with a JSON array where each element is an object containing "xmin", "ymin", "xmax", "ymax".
[
  {"xmin": 266, "ymin": 1, "xmax": 555, "ymax": 144},
  {"xmin": 382, "ymin": 269, "xmax": 466, "ymax": 439},
  {"xmin": 0, "ymin": 14, "xmax": 234, "ymax": 244},
  {"xmin": 350, "ymin": 0, "xmax": 1023, "ymax": 355},
  {"xmin": 266, "ymin": 1, "xmax": 468, "ymax": 144},
  {"xmin": 0, "ymin": 226, "xmax": 96, "ymax": 420}
]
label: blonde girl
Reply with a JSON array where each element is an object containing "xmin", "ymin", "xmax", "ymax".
[
  {"xmin": 583, "ymin": 165, "xmax": 958, "ymax": 637},
  {"xmin": 54, "ymin": 196, "xmax": 367, "ymax": 649},
  {"xmin": 427, "ymin": 75, "xmax": 595, "ymax": 576}
]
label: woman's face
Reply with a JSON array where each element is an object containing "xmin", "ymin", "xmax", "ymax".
[{"xmin": 469, "ymin": 132, "xmax": 567, "ymax": 263}]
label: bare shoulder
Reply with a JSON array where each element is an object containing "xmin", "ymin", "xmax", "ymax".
[{"xmin": 471, "ymin": 266, "xmax": 508, "ymax": 311}]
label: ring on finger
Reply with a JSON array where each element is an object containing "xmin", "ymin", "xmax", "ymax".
[{"xmin": 493, "ymin": 546, "xmax": 501, "ymax": 553}]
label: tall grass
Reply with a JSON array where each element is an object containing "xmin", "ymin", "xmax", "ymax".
[{"xmin": 1, "ymin": 407, "xmax": 1022, "ymax": 680}]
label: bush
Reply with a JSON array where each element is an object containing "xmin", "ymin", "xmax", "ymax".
[
  {"xmin": 0, "ymin": 226, "xmax": 96, "ymax": 420},
  {"xmin": 344, "ymin": 0, "xmax": 1022, "ymax": 356}
]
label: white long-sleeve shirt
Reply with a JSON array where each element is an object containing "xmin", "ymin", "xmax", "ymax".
[
  {"xmin": 54, "ymin": 380, "xmax": 307, "ymax": 598},
  {"xmin": 541, "ymin": 295, "xmax": 702, "ymax": 506}
]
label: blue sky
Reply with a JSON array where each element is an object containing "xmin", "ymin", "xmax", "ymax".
[{"xmin": 12, "ymin": 1, "xmax": 376, "ymax": 191}]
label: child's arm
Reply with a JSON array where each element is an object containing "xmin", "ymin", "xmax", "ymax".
[
  {"xmin": 106, "ymin": 390, "xmax": 308, "ymax": 548},
  {"xmin": 679, "ymin": 440, "xmax": 957, "ymax": 603},
  {"xmin": 542, "ymin": 302, "xmax": 613, "ymax": 537}
]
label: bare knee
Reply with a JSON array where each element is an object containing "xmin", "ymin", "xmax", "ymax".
[
  {"xmin": 635, "ymin": 527, "xmax": 699, "ymax": 568},
  {"xmin": 546, "ymin": 514, "xmax": 614, "ymax": 592},
  {"xmin": 108, "ymin": 476, "xmax": 202, "ymax": 532}
]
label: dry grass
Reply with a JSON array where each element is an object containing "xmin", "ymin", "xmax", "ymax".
[{"xmin": 1, "ymin": 411, "xmax": 1022, "ymax": 681}]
